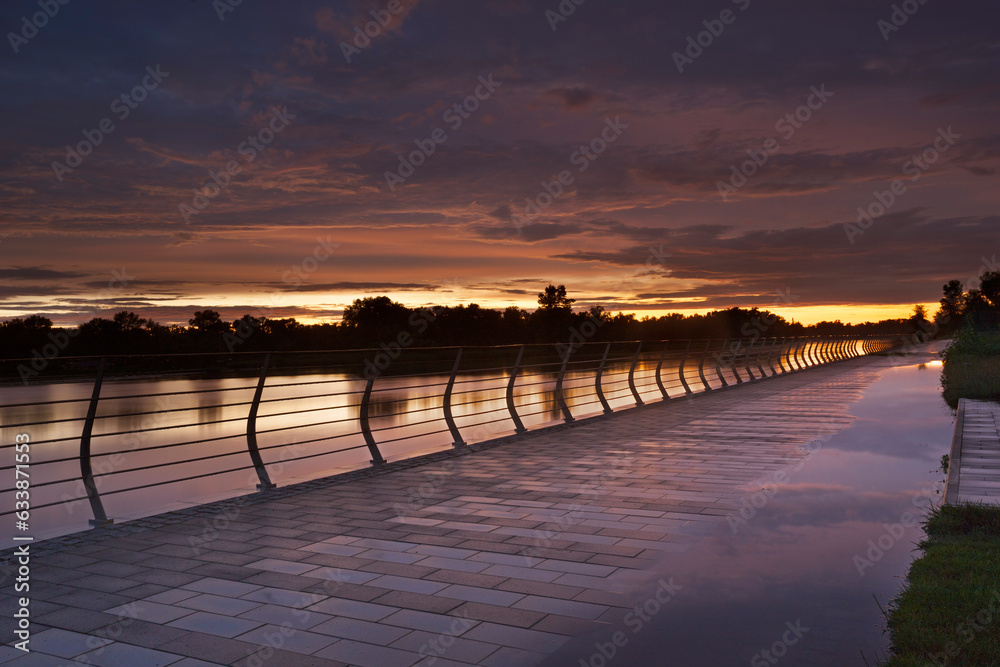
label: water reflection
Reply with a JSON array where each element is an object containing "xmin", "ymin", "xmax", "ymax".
[{"xmin": 543, "ymin": 342, "xmax": 954, "ymax": 666}]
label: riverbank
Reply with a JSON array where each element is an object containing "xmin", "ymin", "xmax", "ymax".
[
  {"xmin": 885, "ymin": 503, "xmax": 1000, "ymax": 666},
  {"xmin": 941, "ymin": 329, "xmax": 1000, "ymax": 407},
  {"xmin": 884, "ymin": 330, "xmax": 1000, "ymax": 665}
]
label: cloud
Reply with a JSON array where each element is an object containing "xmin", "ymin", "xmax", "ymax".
[
  {"xmin": 546, "ymin": 86, "xmax": 597, "ymax": 110},
  {"xmin": 0, "ymin": 267, "xmax": 87, "ymax": 280}
]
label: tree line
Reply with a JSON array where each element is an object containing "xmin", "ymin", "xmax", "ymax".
[{"xmin": 0, "ymin": 284, "xmax": 939, "ymax": 360}]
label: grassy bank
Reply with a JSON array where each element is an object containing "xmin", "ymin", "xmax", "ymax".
[
  {"xmin": 885, "ymin": 505, "xmax": 1000, "ymax": 667},
  {"xmin": 884, "ymin": 503, "xmax": 1000, "ymax": 666},
  {"xmin": 941, "ymin": 329, "xmax": 1000, "ymax": 407}
]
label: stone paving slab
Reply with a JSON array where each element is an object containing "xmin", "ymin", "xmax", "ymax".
[
  {"xmin": 0, "ymin": 356, "xmax": 890, "ymax": 666},
  {"xmin": 945, "ymin": 399, "xmax": 1000, "ymax": 503}
]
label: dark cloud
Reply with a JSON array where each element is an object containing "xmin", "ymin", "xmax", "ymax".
[
  {"xmin": 547, "ymin": 87, "xmax": 596, "ymax": 110},
  {"xmin": 0, "ymin": 267, "xmax": 87, "ymax": 280}
]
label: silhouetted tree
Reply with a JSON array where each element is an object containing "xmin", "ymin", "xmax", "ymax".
[
  {"xmin": 537, "ymin": 284, "xmax": 575, "ymax": 310},
  {"xmin": 189, "ymin": 310, "xmax": 228, "ymax": 334},
  {"xmin": 935, "ymin": 280, "xmax": 966, "ymax": 333}
]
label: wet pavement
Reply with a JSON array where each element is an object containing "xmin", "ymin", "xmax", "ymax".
[{"xmin": 543, "ymin": 341, "xmax": 954, "ymax": 666}]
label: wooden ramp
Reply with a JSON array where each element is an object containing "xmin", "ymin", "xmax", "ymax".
[{"xmin": 945, "ymin": 399, "xmax": 1000, "ymax": 505}]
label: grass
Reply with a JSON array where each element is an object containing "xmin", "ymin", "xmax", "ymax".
[
  {"xmin": 883, "ymin": 503, "xmax": 1000, "ymax": 666},
  {"xmin": 941, "ymin": 329, "xmax": 1000, "ymax": 408}
]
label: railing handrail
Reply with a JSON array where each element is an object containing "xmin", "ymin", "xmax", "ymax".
[{"xmin": 0, "ymin": 333, "xmax": 905, "ymax": 364}]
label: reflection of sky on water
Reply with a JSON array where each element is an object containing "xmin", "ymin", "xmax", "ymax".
[{"xmin": 544, "ymin": 342, "xmax": 954, "ymax": 667}]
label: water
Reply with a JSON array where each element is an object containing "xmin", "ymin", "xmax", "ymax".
[{"xmin": 542, "ymin": 342, "xmax": 954, "ymax": 666}]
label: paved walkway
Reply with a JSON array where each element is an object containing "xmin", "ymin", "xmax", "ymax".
[
  {"xmin": 1, "ymin": 355, "xmax": 889, "ymax": 666},
  {"xmin": 946, "ymin": 398, "xmax": 1000, "ymax": 504}
]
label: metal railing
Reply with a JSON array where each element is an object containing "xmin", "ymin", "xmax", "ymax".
[{"xmin": 0, "ymin": 334, "xmax": 903, "ymax": 529}]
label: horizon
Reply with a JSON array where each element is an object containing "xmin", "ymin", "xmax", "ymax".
[{"xmin": 0, "ymin": 297, "xmax": 940, "ymax": 329}]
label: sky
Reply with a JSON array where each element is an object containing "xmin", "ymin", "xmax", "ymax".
[{"xmin": 1, "ymin": 0, "xmax": 998, "ymax": 327}]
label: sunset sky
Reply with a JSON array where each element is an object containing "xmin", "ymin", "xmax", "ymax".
[{"xmin": 1, "ymin": 0, "xmax": 998, "ymax": 327}]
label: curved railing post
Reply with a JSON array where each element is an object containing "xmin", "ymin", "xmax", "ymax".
[
  {"xmin": 628, "ymin": 342, "xmax": 645, "ymax": 406},
  {"xmin": 698, "ymin": 339, "xmax": 712, "ymax": 391},
  {"xmin": 360, "ymin": 374, "xmax": 386, "ymax": 466},
  {"xmin": 715, "ymin": 339, "xmax": 730, "ymax": 388},
  {"xmin": 247, "ymin": 353, "xmax": 276, "ymax": 491},
  {"xmin": 595, "ymin": 342, "xmax": 613, "ymax": 414},
  {"xmin": 767, "ymin": 337, "xmax": 780, "ymax": 375},
  {"xmin": 744, "ymin": 338, "xmax": 757, "ymax": 381},
  {"xmin": 555, "ymin": 345, "xmax": 575, "ymax": 423},
  {"xmin": 81, "ymin": 357, "xmax": 112, "ymax": 527},
  {"xmin": 654, "ymin": 341, "xmax": 670, "ymax": 399},
  {"xmin": 790, "ymin": 338, "xmax": 803, "ymax": 370},
  {"xmin": 678, "ymin": 340, "xmax": 693, "ymax": 395},
  {"xmin": 756, "ymin": 338, "xmax": 769, "ymax": 378},
  {"xmin": 804, "ymin": 338, "xmax": 815, "ymax": 366},
  {"xmin": 506, "ymin": 345, "xmax": 527, "ymax": 434},
  {"xmin": 730, "ymin": 339, "xmax": 744, "ymax": 384},
  {"xmin": 443, "ymin": 348, "xmax": 466, "ymax": 448}
]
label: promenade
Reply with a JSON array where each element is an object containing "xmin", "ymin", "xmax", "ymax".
[
  {"xmin": 1, "ymin": 353, "xmax": 895, "ymax": 666},
  {"xmin": 945, "ymin": 398, "xmax": 1000, "ymax": 505}
]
